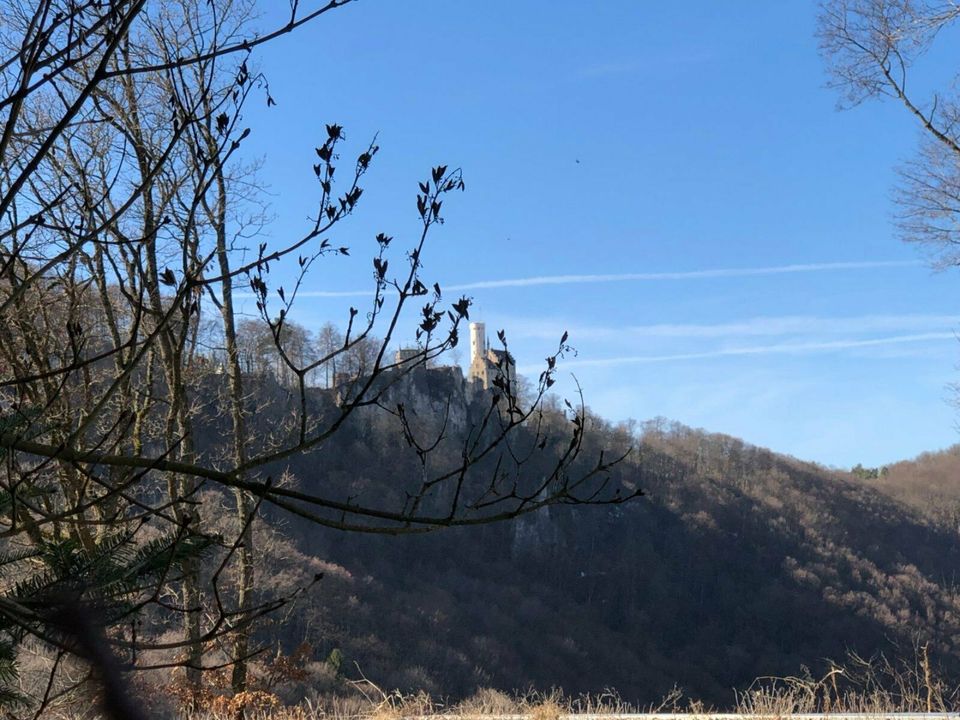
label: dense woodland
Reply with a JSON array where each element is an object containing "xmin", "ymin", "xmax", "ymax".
[
  {"xmin": 0, "ymin": 2, "xmax": 626, "ymax": 713},
  {"xmin": 168, "ymin": 367, "xmax": 960, "ymax": 709}
]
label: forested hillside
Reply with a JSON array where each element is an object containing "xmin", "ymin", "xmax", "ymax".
[
  {"xmin": 221, "ymin": 368, "xmax": 960, "ymax": 708},
  {"xmin": 863, "ymin": 447, "xmax": 960, "ymax": 529}
]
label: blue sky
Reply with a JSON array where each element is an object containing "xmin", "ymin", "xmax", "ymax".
[{"xmin": 234, "ymin": 1, "xmax": 959, "ymax": 468}]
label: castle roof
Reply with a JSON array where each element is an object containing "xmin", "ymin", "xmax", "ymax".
[{"xmin": 488, "ymin": 348, "xmax": 515, "ymax": 365}]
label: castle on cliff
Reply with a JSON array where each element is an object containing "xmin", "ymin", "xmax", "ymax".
[
  {"xmin": 324, "ymin": 322, "xmax": 517, "ymax": 412},
  {"xmin": 468, "ymin": 321, "xmax": 516, "ymax": 391}
]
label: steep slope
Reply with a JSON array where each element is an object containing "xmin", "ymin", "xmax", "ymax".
[{"xmin": 230, "ymin": 372, "xmax": 960, "ymax": 708}]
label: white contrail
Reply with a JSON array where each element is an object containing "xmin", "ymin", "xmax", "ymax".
[
  {"xmin": 285, "ymin": 259, "xmax": 923, "ymax": 297},
  {"xmin": 442, "ymin": 260, "xmax": 923, "ymax": 290},
  {"xmin": 517, "ymin": 331, "xmax": 957, "ymax": 372},
  {"xmin": 506, "ymin": 313, "xmax": 960, "ymax": 341}
]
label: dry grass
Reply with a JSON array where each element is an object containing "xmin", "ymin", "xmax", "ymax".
[
  {"xmin": 39, "ymin": 648, "xmax": 960, "ymax": 720},
  {"xmin": 451, "ymin": 688, "xmax": 516, "ymax": 716},
  {"xmin": 169, "ymin": 655, "xmax": 960, "ymax": 720},
  {"xmin": 734, "ymin": 646, "xmax": 959, "ymax": 716},
  {"xmin": 174, "ymin": 688, "xmax": 629, "ymax": 720},
  {"xmin": 522, "ymin": 691, "xmax": 565, "ymax": 720}
]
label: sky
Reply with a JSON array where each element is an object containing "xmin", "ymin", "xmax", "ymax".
[{"xmin": 232, "ymin": 1, "xmax": 960, "ymax": 469}]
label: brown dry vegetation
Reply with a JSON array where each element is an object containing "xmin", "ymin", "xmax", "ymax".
[
  {"xmin": 179, "ymin": 656, "xmax": 959, "ymax": 720},
  {"xmin": 83, "ymin": 397, "xmax": 948, "ymax": 711},
  {"xmin": 863, "ymin": 446, "xmax": 960, "ymax": 529},
  {"xmin": 88, "ymin": 650, "xmax": 960, "ymax": 720},
  {"xmin": 246, "ymin": 405, "xmax": 960, "ymax": 707},
  {"xmin": 14, "ymin": 389, "xmax": 960, "ymax": 716}
]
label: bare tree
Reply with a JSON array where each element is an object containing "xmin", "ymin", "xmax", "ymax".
[
  {"xmin": 818, "ymin": 0, "xmax": 960, "ymax": 265},
  {"xmin": 316, "ymin": 322, "xmax": 344, "ymax": 389},
  {"xmin": 0, "ymin": 0, "xmax": 637, "ymax": 711}
]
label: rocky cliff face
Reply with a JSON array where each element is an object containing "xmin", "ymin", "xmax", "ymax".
[{"xmin": 376, "ymin": 365, "xmax": 475, "ymax": 433}]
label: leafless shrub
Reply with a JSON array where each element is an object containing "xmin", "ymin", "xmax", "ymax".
[{"xmin": 736, "ymin": 646, "xmax": 959, "ymax": 715}]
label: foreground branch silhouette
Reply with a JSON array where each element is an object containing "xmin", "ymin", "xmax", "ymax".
[{"xmin": 0, "ymin": 0, "xmax": 637, "ymax": 709}]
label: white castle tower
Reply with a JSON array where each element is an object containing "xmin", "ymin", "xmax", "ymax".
[
  {"xmin": 468, "ymin": 321, "xmax": 516, "ymax": 391},
  {"xmin": 470, "ymin": 321, "xmax": 487, "ymax": 365}
]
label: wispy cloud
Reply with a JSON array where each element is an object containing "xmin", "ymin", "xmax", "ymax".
[
  {"xmin": 572, "ymin": 50, "xmax": 715, "ymax": 80},
  {"xmin": 445, "ymin": 261, "xmax": 922, "ymax": 290},
  {"xmin": 573, "ymin": 60, "xmax": 646, "ymax": 79},
  {"xmin": 517, "ymin": 331, "xmax": 957, "ymax": 372},
  {"xmin": 287, "ymin": 260, "xmax": 923, "ymax": 298},
  {"xmin": 506, "ymin": 313, "xmax": 960, "ymax": 341}
]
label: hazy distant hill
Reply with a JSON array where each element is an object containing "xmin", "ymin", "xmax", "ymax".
[{"xmin": 220, "ymin": 370, "xmax": 960, "ymax": 708}]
